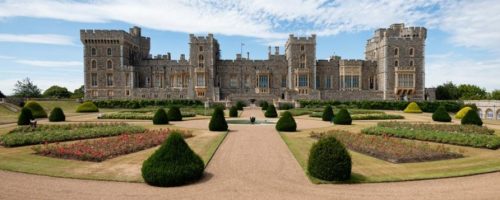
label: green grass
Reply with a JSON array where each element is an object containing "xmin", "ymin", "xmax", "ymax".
[
  {"xmin": 280, "ymin": 128, "xmax": 500, "ymax": 183},
  {"xmin": 0, "ymin": 104, "xmax": 18, "ymax": 124}
]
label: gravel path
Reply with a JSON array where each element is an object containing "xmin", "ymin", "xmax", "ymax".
[{"xmin": 1, "ymin": 107, "xmax": 500, "ymax": 200}]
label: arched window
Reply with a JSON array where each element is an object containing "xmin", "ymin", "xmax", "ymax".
[
  {"xmin": 107, "ymin": 48, "xmax": 112, "ymax": 56},
  {"xmin": 394, "ymin": 48, "xmax": 399, "ymax": 56},
  {"xmin": 486, "ymin": 109, "xmax": 493, "ymax": 119},
  {"xmin": 107, "ymin": 60, "xmax": 113, "ymax": 69},
  {"xmin": 91, "ymin": 47, "xmax": 96, "ymax": 56},
  {"xmin": 394, "ymin": 60, "xmax": 399, "ymax": 67},
  {"xmin": 91, "ymin": 60, "xmax": 97, "ymax": 69},
  {"xmin": 409, "ymin": 60, "xmax": 414, "ymax": 66},
  {"xmin": 409, "ymin": 48, "xmax": 414, "ymax": 56}
]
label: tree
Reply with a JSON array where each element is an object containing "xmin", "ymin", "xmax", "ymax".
[
  {"xmin": 275, "ymin": 111, "xmax": 297, "ymax": 132},
  {"xmin": 49, "ymin": 107, "xmax": 66, "ymax": 122},
  {"xmin": 491, "ymin": 90, "xmax": 500, "ymax": 100},
  {"xmin": 209, "ymin": 107, "xmax": 228, "ymax": 131},
  {"xmin": 461, "ymin": 109, "xmax": 483, "ymax": 126},
  {"xmin": 43, "ymin": 85, "xmax": 72, "ymax": 98},
  {"xmin": 432, "ymin": 105, "xmax": 451, "ymax": 122},
  {"xmin": 435, "ymin": 82, "xmax": 459, "ymax": 100},
  {"xmin": 0, "ymin": 90, "xmax": 5, "ymax": 98},
  {"xmin": 153, "ymin": 108, "xmax": 169, "ymax": 125},
  {"xmin": 17, "ymin": 107, "xmax": 33, "ymax": 125},
  {"xmin": 13, "ymin": 77, "xmax": 42, "ymax": 98},
  {"xmin": 72, "ymin": 85, "xmax": 85, "ymax": 98},
  {"xmin": 322, "ymin": 105, "xmax": 334, "ymax": 122},
  {"xmin": 307, "ymin": 136, "xmax": 351, "ymax": 181},
  {"xmin": 265, "ymin": 104, "xmax": 278, "ymax": 118},
  {"xmin": 333, "ymin": 109, "xmax": 352, "ymax": 125},
  {"xmin": 457, "ymin": 84, "xmax": 487, "ymax": 100},
  {"xmin": 167, "ymin": 106, "xmax": 182, "ymax": 121}
]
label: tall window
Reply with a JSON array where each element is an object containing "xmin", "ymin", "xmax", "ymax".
[
  {"xmin": 299, "ymin": 55, "xmax": 305, "ymax": 68},
  {"xmin": 106, "ymin": 74, "xmax": 113, "ymax": 86},
  {"xmin": 342, "ymin": 75, "xmax": 359, "ymax": 89},
  {"xmin": 91, "ymin": 73, "xmax": 98, "ymax": 86},
  {"xmin": 486, "ymin": 110, "xmax": 493, "ymax": 119},
  {"xmin": 394, "ymin": 47, "xmax": 399, "ymax": 56},
  {"xmin": 91, "ymin": 47, "xmax": 96, "ymax": 56},
  {"xmin": 125, "ymin": 73, "xmax": 130, "ymax": 86},
  {"xmin": 258, "ymin": 75, "xmax": 269, "ymax": 88},
  {"xmin": 198, "ymin": 55, "xmax": 204, "ymax": 68},
  {"xmin": 316, "ymin": 77, "xmax": 320, "ymax": 88},
  {"xmin": 394, "ymin": 60, "xmax": 399, "ymax": 67},
  {"xmin": 409, "ymin": 48, "xmax": 414, "ymax": 56},
  {"xmin": 197, "ymin": 74, "xmax": 205, "ymax": 86},
  {"xmin": 91, "ymin": 60, "xmax": 97, "ymax": 69},
  {"xmin": 107, "ymin": 60, "xmax": 113, "ymax": 69},
  {"xmin": 397, "ymin": 74, "xmax": 414, "ymax": 88},
  {"xmin": 409, "ymin": 60, "xmax": 414, "ymax": 66},
  {"xmin": 298, "ymin": 75, "xmax": 308, "ymax": 87},
  {"xmin": 199, "ymin": 46, "xmax": 203, "ymax": 51},
  {"xmin": 107, "ymin": 48, "xmax": 112, "ymax": 56},
  {"xmin": 369, "ymin": 76, "xmax": 374, "ymax": 89},
  {"xmin": 230, "ymin": 77, "xmax": 238, "ymax": 88},
  {"xmin": 107, "ymin": 90, "xmax": 114, "ymax": 97},
  {"xmin": 301, "ymin": 45, "xmax": 305, "ymax": 51},
  {"xmin": 325, "ymin": 76, "xmax": 332, "ymax": 89},
  {"xmin": 281, "ymin": 76, "xmax": 287, "ymax": 87}
]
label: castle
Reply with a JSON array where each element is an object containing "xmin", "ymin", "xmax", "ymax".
[{"xmin": 81, "ymin": 23, "xmax": 426, "ymax": 102}]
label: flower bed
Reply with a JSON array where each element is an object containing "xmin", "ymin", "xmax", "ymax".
[
  {"xmin": 32, "ymin": 129, "xmax": 184, "ymax": 162},
  {"xmin": 100, "ymin": 111, "xmax": 196, "ymax": 120},
  {"xmin": 377, "ymin": 122, "xmax": 495, "ymax": 135},
  {"xmin": 0, "ymin": 123, "xmax": 145, "ymax": 147},
  {"xmin": 309, "ymin": 112, "xmax": 403, "ymax": 120},
  {"xmin": 362, "ymin": 122, "xmax": 500, "ymax": 149},
  {"xmin": 310, "ymin": 130, "xmax": 462, "ymax": 163}
]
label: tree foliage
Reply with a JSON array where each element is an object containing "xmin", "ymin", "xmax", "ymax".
[
  {"xmin": 43, "ymin": 85, "xmax": 72, "ymax": 98},
  {"xmin": 458, "ymin": 84, "xmax": 487, "ymax": 100},
  {"xmin": 71, "ymin": 85, "xmax": 85, "ymax": 99},
  {"xmin": 491, "ymin": 90, "xmax": 500, "ymax": 100},
  {"xmin": 0, "ymin": 90, "xmax": 5, "ymax": 98},
  {"xmin": 13, "ymin": 77, "xmax": 42, "ymax": 98},
  {"xmin": 436, "ymin": 82, "xmax": 459, "ymax": 100}
]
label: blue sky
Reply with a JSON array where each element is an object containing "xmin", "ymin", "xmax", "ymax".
[{"xmin": 1, "ymin": 0, "xmax": 499, "ymax": 95}]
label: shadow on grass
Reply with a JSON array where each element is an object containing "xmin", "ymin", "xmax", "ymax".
[{"xmin": 308, "ymin": 172, "xmax": 367, "ymax": 184}]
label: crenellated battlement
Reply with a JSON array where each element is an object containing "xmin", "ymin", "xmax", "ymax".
[{"xmin": 339, "ymin": 59, "xmax": 364, "ymax": 66}]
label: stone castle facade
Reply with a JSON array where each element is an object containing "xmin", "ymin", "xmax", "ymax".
[{"xmin": 81, "ymin": 23, "xmax": 426, "ymax": 102}]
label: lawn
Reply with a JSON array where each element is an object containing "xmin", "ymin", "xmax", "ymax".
[
  {"xmin": 0, "ymin": 104, "xmax": 18, "ymax": 124},
  {"xmin": 280, "ymin": 111, "xmax": 500, "ymax": 183}
]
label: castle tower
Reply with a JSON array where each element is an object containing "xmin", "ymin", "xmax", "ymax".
[
  {"xmin": 80, "ymin": 26, "xmax": 151, "ymax": 99},
  {"xmin": 189, "ymin": 34, "xmax": 220, "ymax": 100},
  {"xmin": 365, "ymin": 23, "xmax": 427, "ymax": 100},
  {"xmin": 285, "ymin": 34, "xmax": 317, "ymax": 96}
]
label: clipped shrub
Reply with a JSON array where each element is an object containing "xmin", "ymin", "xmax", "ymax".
[
  {"xmin": 322, "ymin": 105, "xmax": 334, "ymax": 122},
  {"xmin": 235, "ymin": 101, "xmax": 246, "ymax": 111},
  {"xmin": 209, "ymin": 107, "xmax": 228, "ymax": 131},
  {"xmin": 76, "ymin": 101, "xmax": 99, "ymax": 113},
  {"xmin": 259, "ymin": 101, "xmax": 269, "ymax": 111},
  {"xmin": 403, "ymin": 102, "xmax": 422, "ymax": 113},
  {"xmin": 307, "ymin": 136, "xmax": 351, "ymax": 181},
  {"xmin": 141, "ymin": 131, "xmax": 204, "ymax": 187},
  {"xmin": 278, "ymin": 103, "xmax": 294, "ymax": 110},
  {"xmin": 461, "ymin": 110, "xmax": 483, "ymax": 126},
  {"xmin": 265, "ymin": 104, "xmax": 278, "ymax": 118},
  {"xmin": 276, "ymin": 111, "xmax": 297, "ymax": 132},
  {"xmin": 229, "ymin": 106, "xmax": 238, "ymax": 117},
  {"xmin": 24, "ymin": 101, "xmax": 47, "ymax": 118},
  {"xmin": 48, "ymin": 107, "xmax": 65, "ymax": 122},
  {"xmin": 17, "ymin": 107, "xmax": 33, "ymax": 125},
  {"xmin": 333, "ymin": 109, "xmax": 352, "ymax": 125},
  {"xmin": 455, "ymin": 106, "xmax": 472, "ymax": 119},
  {"xmin": 167, "ymin": 106, "xmax": 182, "ymax": 121},
  {"xmin": 153, "ymin": 108, "xmax": 169, "ymax": 125},
  {"xmin": 432, "ymin": 106, "xmax": 451, "ymax": 122}
]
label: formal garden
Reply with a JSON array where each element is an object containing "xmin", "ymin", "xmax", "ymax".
[{"xmin": 0, "ymin": 98, "xmax": 500, "ymax": 187}]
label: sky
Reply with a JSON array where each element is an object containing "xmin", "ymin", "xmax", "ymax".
[{"xmin": 0, "ymin": 0, "xmax": 499, "ymax": 95}]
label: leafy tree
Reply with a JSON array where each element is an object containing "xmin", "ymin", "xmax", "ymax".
[
  {"xmin": 43, "ymin": 85, "xmax": 72, "ymax": 98},
  {"xmin": 435, "ymin": 82, "xmax": 459, "ymax": 100},
  {"xmin": 13, "ymin": 77, "xmax": 42, "ymax": 98},
  {"xmin": 0, "ymin": 90, "xmax": 5, "ymax": 98},
  {"xmin": 491, "ymin": 90, "xmax": 500, "ymax": 100},
  {"xmin": 72, "ymin": 85, "xmax": 85, "ymax": 98},
  {"xmin": 458, "ymin": 84, "xmax": 487, "ymax": 100}
]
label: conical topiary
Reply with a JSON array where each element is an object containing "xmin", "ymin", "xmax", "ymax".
[
  {"xmin": 276, "ymin": 111, "xmax": 297, "ymax": 132},
  {"xmin": 209, "ymin": 107, "xmax": 228, "ymax": 131},
  {"xmin": 307, "ymin": 136, "xmax": 351, "ymax": 181},
  {"xmin": 235, "ymin": 101, "xmax": 246, "ymax": 111},
  {"xmin": 333, "ymin": 108, "xmax": 352, "ymax": 125},
  {"xmin": 322, "ymin": 105, "xmax": 334, "ymax": 122},
  {"xmin": 229, "ymin": 106, "xmax": 238, "ymax": 117},
  {"xmin": 455, "ymin": 106, "xmax": 472, "ymax": 119},
  {"xmin": 17, "ymin": 107, "xmax": 33, "ymax": 125},
  {"xmin": 76, "ymin": 101, "xmax": 99, "ymax": 113},
  {"xmin": 461, "ymin": 109, "xmax": 483, "ymax": 126},
  {"xmin": 403, "ymin": 102, "xmax": 422, "ymax": 113},
  {"xmin": 432, "ymin": 105, "xmax": 451, "ymax": 122},
  {"xmin": 167, "ymin": 106, "xmax": 182, "ymax": 121},
  {"xmin": 265, "ymin": 104, "xmax": 278, "ymax": 118},
  {"xmin": 259, "ymin": 101, "xmax": 269, "ymax": 111},
  {"xmin": 141, "ymin": 131, "xmax": 205, "ymax": 187},
  {"xmin": 24, "ymin": 101, "xmax": 47, "ymax": 118},
  {"xmin": 153, "ymin": 108, "xmax": 169, "ymax": 125},
  {"xmin": 48, "ymin": 107, "xmax": 66, "ymax": 122}
]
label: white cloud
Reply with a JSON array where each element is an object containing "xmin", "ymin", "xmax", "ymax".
[
  {"xmin": 0, "ymin": 33, "xmax": 75, "ymax": 46},
  {"xmin": 15, "ymin": 59, "xmax": 82, "ymax": 68}
]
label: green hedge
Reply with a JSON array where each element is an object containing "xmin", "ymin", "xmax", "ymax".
[
  {"xmin": 322, "ymin": 105, "xmax": 334, "ymax": 122},
  {"xmin": 333, "ymin": 109, "xmax": 352, "ymax": 125},
  {"xmin": 235, "ymin": 101, "xmax": 246, "ymax": 111},
  {"xmin": 432, "ymin": 106, "xmax": 451, "ymax": 122},
  {"xmin": 93, "ymin": 99, "xmax": 203, "ymax": 109},
  {"xmin": 142, "ymin": 131, "xmax": 204, "ymax": 187},
  {"xmin": 307, "ymin": 136, "xmax": 351, "ymax": 181},
  {"xmin": 76, "ymin": 101, "xmax": 99, "ymax": 113},
  {"xmin": 229, "ymin": 106, "xmax": 238, "ymax": 117},
  {"xmin": 403, "ymin": 102, "xmax": 423, "ymax": 113},
  {"xmin": 49, "ymin": 107, "xmax": 65, "ymax": 122},
  {"xmin": 167, "ymin": 106, "xmax": 183, "ymax": 121},
  {"xmin": 265, "ymin": 105, "xmax": 278, "ymax": 118},
  {"xmin": 24, "ymin": 101, "xmax": 47, "ymax": 118},
  {"xmin": 276, "ymin": 111, "xmax": 297, "ymax": 132},
  {"xmin": 259, "ymin": 101, "xmax": 269, "ymax": 110},
  {"xmin": 153, "ymin": 108, "xmax": 169, "ymax": 125},
  {"xmin": 17, "ymin": 107, "xmax": 33, "ymax": 125},
  {"xmin": 462, "ymin": 110, "xmax": 483, "ymax": 126},
  {"xmin": 209, "ymin": 107, "xmax": 228, "ymax": 131},
  {"xmin": 298, "ymin": 100, "xmax": 463, "ymax": 113}
]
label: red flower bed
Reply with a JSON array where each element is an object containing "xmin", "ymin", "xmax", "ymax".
[{"xmin": 33, "ymin": 129, "xmax": 175, "ymax": 162}]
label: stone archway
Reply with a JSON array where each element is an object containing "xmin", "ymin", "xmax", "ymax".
[
  {"xmin": 485, "ymin": 109, "xmax": 494, "ymax": 120},
  {"xmin": 477, "ymin": 109, "xmax": 483, "ymax": 119}
]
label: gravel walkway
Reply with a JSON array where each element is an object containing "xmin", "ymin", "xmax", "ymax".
[{"xmin": 1, "ymin": 107, "xmax": 499, "ymax": 200}]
